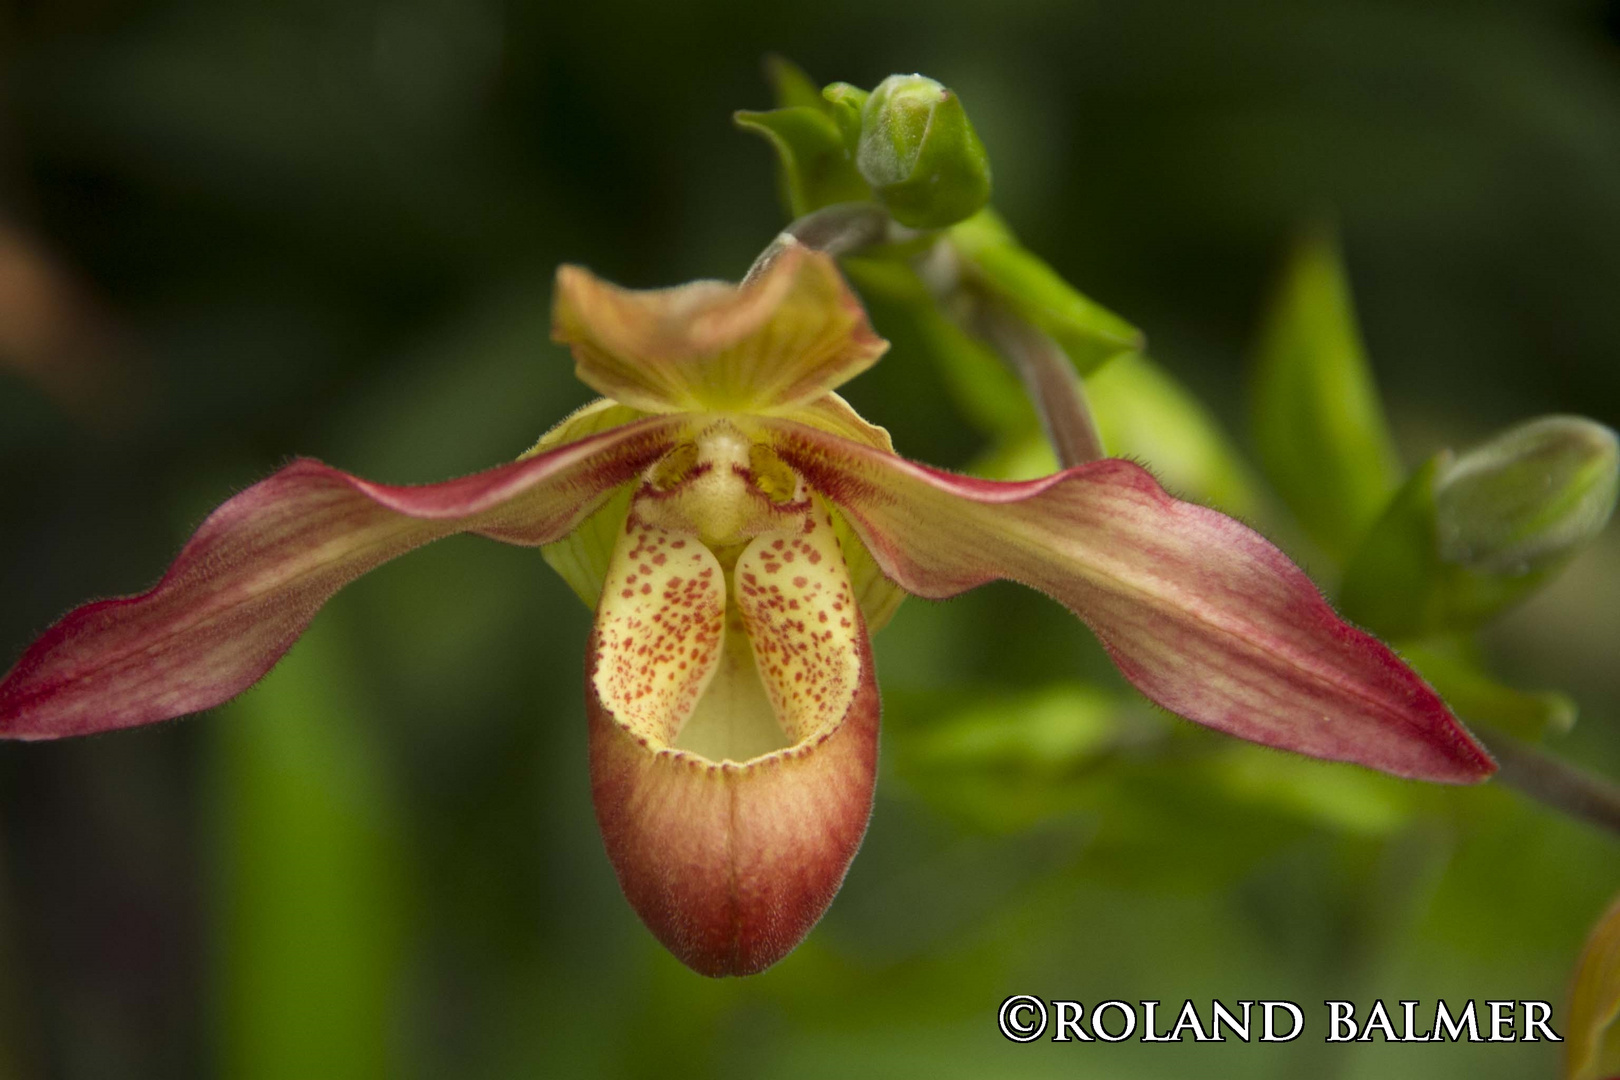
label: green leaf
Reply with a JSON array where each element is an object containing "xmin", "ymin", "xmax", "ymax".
[
  {"xmin": 216, "ymin": 614, "xmax": 406, "ymax": 1080},
  {"xmin": 856, "ymin": 74, "xmax": 992, "ymax": 229},
  {"xmin": 734, "ymin": 105, "xmax": 871, "ymax": 219},
  {"xmin": 1399, "ymin": 640, "xmax": 1576, "ymax": 741},
  {"xmin": 841, "ymin": 255, "xmax": 1035, "ymax": 440},
  {"xmin": 949, "ymin": 210, "xmax": 1143, "ymax": 376},
  {"xmin": 1210, "ymin": 742, "xmax": 1413, "ymax": 837},
  {"xmin": 892, "ymin": 683, "xmax": 1149, "ymax": 833},
  {"xmin": 1250, "ymin": 226, "xmax": 1403, "ymax": 562},
  {"xmin": 1088, "ymin": 353, "xmax": 1268, "ymax": 520},
  {"xmin": 1339, "ymin": 455, "xmax": 1559, "ymax": 637},
  {"xmin": 1339, "ymin": 455, "xmax": 1451, "ymax": 637}
]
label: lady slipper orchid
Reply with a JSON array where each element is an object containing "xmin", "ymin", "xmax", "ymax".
[{"xmin": 0, "ymin": 242, "xmax": 1493, "ymax": 977}]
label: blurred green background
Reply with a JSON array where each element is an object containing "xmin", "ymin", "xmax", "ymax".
[{"xmin": 4, "ymin": 0, "xmax": 1620, "ymax": 1076}]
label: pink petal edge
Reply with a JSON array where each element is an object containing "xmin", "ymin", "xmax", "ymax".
[
  {"xmin": 764, "ymin": 418, "xmax": 1495, "ymax": 785},
  {"xmin": 1, "ymin": 417, "xmax": 682, "ymax": 739}
]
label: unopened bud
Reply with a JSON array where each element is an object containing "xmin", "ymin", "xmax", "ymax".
[
  {"xmin": 856, "ymin": 74, "xmax": 991, "ymax": 230},
  {"xmin": 1434, "ymin": 416, "xmax": 1618, "ymax": 575}
]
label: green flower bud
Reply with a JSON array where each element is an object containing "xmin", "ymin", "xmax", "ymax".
[
  {"xmin": 1340, "ymin": 415, "xmax": 1619, "ymax": 638},
  {"xmin": 1434, "ymin": 415, "xmax": 1618, "ymax": 576},
  {"xmin": 856, "ymin": 74, "xmax": 991, "ymax": 229}
]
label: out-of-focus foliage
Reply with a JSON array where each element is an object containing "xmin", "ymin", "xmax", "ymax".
[
  {"xmin": 1249, "ymin": 230, "xmax": 1615, "ymax": 759},
  {"xmin": 1567, "ymin": 892, "xmax": 1620, "ymax": 1080},
  {"xmin": 1250, "ymin": 227, "xmax": 1403, "ymax": 562},
  {"xmin": 214, "ymin": 614, "xmax": 407, "ymax": 1080},
  {"xmin": 3, "ymin": 1, "xmax": 1620, "ymax": 1077}
]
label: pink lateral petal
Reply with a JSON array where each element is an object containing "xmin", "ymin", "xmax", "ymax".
[
  {"xmin": 763, "ymin": 418, "xmax": 1494, "ymax": 784},
  {"xmin": 1, "ymin": 417, "xmax": 684, "ymax": 740}
]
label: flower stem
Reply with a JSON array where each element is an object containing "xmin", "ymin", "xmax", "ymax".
[
  {"xmin": 912, "ymin": 239, "xmax": 1105, "ymax": 467},
  {"xmin": 745, "ymin": 203, "xmax": 897, "ymax": 283},
  {"xmin": 965, "ymin": 299, "xmax": 1106, "ymax": 468},
  {"xmin": 1473, "ymin": 724, "xmax": 1620, "ymax": 837}
]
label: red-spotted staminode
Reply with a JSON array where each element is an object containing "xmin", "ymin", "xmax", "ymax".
[{"xmin": 0, "ymin": 242, "xmax": 1493, "ymax": 976}]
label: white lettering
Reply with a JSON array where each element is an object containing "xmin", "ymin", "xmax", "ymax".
[
  {"xmin": 1357, "ymin": 1000, "xmax": 1398, "ymax": 1043},
  {"xmin": 1052, "ymin": 1001, "xmax": 1091, "ymax": 1043},
  {"xmin": 1210, "ymin": 1001, "xmax": 1251, "ymax": 1042},
  {"xmin": 1140, "ymin": 1001, "xmax": 1175, "ymax": 1042},
  {"xmin": 1434, "ymin": 1000, "xmax": 1479, "ymax": 1042},
  {"xmin": 1488, "ymin": 1001, "xmax": 1516, "ymax": 1042},
  {"xmin": 1524, "ymin": 1001, "xmax": 1562, "ymax": 1042},
  {"xmin": 1261, "ymin": 1001, "xmax": 1304, "ymax": 1042},
  {"xmin": 1091, "ymin": 1001, "xmax": 1137, "ymax": 1042},
  {"xmin": 1399, "ymin": 1000, "xmax": 1432, "ymax": 1041},
  {"xmin": 1168, "ymin": 1000, "xmax": 1212, "ymax": 1042},
  {"xmin": 1327, "ymin": 1001, "xmax": 1358, "ymax": 1042}
]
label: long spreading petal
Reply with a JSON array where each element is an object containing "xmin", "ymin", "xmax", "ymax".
[
  {"xmin": 552, "ymin": 244, "xmax": 887, "ymax": 414},
  {"xmin": 0, "ymin": 417, "xmax": 685, "ymax": 739},
  {"xmin": 762, "ymin": 418, "xmax": 1494, "ymax": 784}
]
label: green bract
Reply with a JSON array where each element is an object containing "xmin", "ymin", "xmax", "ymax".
[
  {"xmin": 734, "ymin": 105, "xmax": 869, "ymax": 220},
  {"xmin": 734, "ymin": 58, "xmax": 869, "ymax": 219},
  {"xmin": 855, "ymin": 74, "xmax": 992, "ymax": 229}
]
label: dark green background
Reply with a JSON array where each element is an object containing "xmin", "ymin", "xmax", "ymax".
[{"xmin": 3, "ymin": 0, "xmax": 1620, "ymax": 1076}]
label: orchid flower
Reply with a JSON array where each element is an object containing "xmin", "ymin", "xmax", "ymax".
[{"xmin": 0, "ymin": 242, "xmax": 1493, "ymax": 977}]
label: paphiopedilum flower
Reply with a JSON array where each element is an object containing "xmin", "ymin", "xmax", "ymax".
[{"xmin": 0, "ymin": 243, "xmax": 1492, "ymax": 976}]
